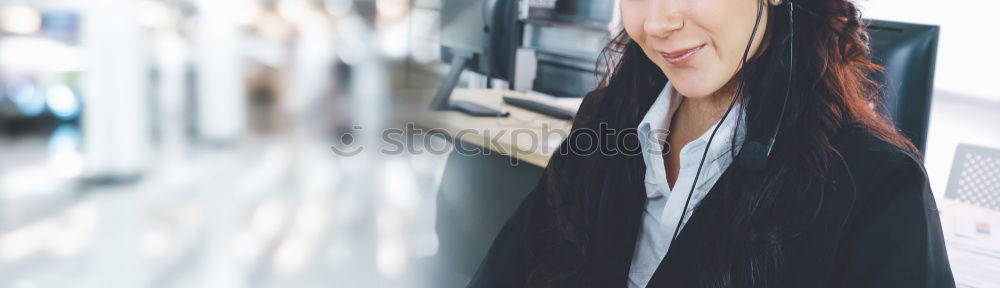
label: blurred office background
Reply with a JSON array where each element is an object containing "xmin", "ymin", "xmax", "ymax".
[{"xmin": 0, "ymin": 0, "xmax": 996, "ymax": 288}]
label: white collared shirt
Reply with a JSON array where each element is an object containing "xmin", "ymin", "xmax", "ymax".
[{"xmin": 627, "ymin": 82, "xmax": 746, "ymax": 288}]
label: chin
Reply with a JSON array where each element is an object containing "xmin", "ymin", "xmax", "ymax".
[
  {"xmin": 664, "ymin": 66, "xmax": 730, "ymax": 99},
  {"xmin": 667, "ymin": 77, "xmax": 717, "ymax": 99}
]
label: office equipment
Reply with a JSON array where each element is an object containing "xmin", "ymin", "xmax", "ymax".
[
  {"xmin": 946, "ymin": 144, "xmax": 1000, "ymax": 212},
  {"xmin": 502, "ymin": 95, "xmax": 576, "ymax": 120},
  {"xmin": 522, "ymin": 1, "xmax": 610, "ymax": 98},
  {"xmin": 940, "ymin": 143, "xmax": 1000, "ymax": 287},
  {"xmin": 412, "ymin": 88, "xmax": 572, "ymax": 167},
  {"xmin": 512, "ymin": 48, "xmax": 537, "ymax": 93},
  {"xmin": 509, "ymin": 0, "xmax": 614, "ymax": 120},
  {"xmin": 866, "ymin": 20, "xmax": 940, "ymax": 154},
  {"xmin": 430, "ymin": 0, "xmax": 521, "ymax": 117}
]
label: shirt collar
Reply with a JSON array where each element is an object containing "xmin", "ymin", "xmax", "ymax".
[
  {"xmin": 638, "ymin": 83, "xmax": 682, "ymax": 156},
  {"xmin": 637, "ymin": 82, "xmax": 747, "ymax": 198},
  {"xmin": 685, "ymin": 102, "xmax": 746, "ymax": 191}
]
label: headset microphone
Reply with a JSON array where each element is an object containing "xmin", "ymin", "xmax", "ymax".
[
  {"xmin": 737, "ymin": 139, "xmax": 773, "ymax": 171},
  {"xmin": 738, "ymin": 0, "xmax": 795, "ymax": 172}
]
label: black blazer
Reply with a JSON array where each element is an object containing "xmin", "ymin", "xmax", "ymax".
[{"xmin": 467, "ymin": 89, "xmax": 955, "ymax": 287}]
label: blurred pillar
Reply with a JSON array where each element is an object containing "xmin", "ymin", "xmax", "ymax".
[
  {"xmin": 153, "ymin": 31, "xmax": 190, "ymax": 158},
  {"xmin": 287, "ymin": 11, "xmax": 335, "ymax": 115},
  {"xmin": 80, "ymin": 0, "xmax": 151, "ymax": 180},
  {"xmin": 194, "ymin": 0, "xmax": 246, "ymax": 142}
]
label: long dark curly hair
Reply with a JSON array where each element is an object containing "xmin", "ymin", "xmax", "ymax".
[
  {"xmin": 596, "ymin": 0, "xmax": 915, "ymax": 160},
  {"xmin": 534, "ymin": 0, "xmax": 920, "ymax": 286}
]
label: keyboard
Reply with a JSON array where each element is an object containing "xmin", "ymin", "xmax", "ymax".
[{"xmin": 502, "ymin": 96, "xmax": 576, "ymax": 121}]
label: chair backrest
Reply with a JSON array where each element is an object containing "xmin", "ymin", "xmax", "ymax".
[{"xmin": 866, "ymin": 20, "xmax": 940, "ymax": 154}]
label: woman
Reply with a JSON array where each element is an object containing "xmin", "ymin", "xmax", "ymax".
[{"xmin": 467, "ymin": 0, "xmax": 954, "ymax": 287}]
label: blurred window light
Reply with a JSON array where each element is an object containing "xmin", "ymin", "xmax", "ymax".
[
  {"xmin": 237, "ymin": 0, "xmax": 262, "ymax": 26},
  {"xmin": 48, "ymin": 125, "xmax": 84, "ymax": 178},
  {"xmin": 378, "ymin": 16, "xmax": 409, "ymax": 59},
  {"xmin": 250, "ymin": 199, "xmax": 286, "ymax": 239},
  {"xmin": 376, "ymin": 0, "xmax": 409, "ymax": 20},
  {"xmin": 0, "ymin": 198, "xmax": 98, "ymax": 261},
  {"xmin": 863, "ymin": 1, "xmax": 1000, "ymax": 100},
  {"xmin": 376, "ymin": 240, "xmax": 407, "ymax": 277},
  {"xmin": 335, "ymin": 15, "xmax": 369, "ymax": 66},
  {"xmin": 0, "ymin": 165, "xmax": 63, "ymax": 200},
  {"xmin": 46, "ymin": 230, "xmax": 86, "ymax": 257},
  {"xmin": 11, "ymin": 279, "xmax": 36, "ymax": 288},
  {"xmin": 277, "ymin": 0, "xmax": 311, "ymax": 22},
  {"xmin": 8, "ymin": 82, "xmax": 45, "ymax": 117},
  {"xmin": 0, "ymin": 37, "xmax": 83, "ymax": 72},
  {"xmin": 324, "ymin": 0, "xmax": 354, "ymax": 17},
  {"xmin": 278, "ymin": 0, "xmax": 331, "ymax": 29},
  {"xmin": 139, "ymin": 229, "xmax": 172, "ymax": 260},
  {"xmin": 65, "ymin": 202, "xmax": 100, "ymax": 233},
  {"xmin": 45, "ymin": 85, "xmax": 80, "ymax": 119},
  {"xmin": 408, "ymin": 8, "xmax": 440, "ymax": 64},
  {"xmin": 383, "ymin": 159, "xmax": 419, "ymax": 210},
  {"xmin": 232, "ymin": 230, "xmax": 264, "ymax": 262},
  {"xmin": 0, "ymin": 215, "xmax": 93, "ymax": 261},
  {"xmin": 0, "ymin": 223, "xmax": 44, "ymax": 262},
  {"xmin": 254, "ymin": 10, "xmax": 294, "ymax": 41},
  {"xmin": 272, "ymin": 234, "xmax": 312, "ymax": 275},
  {"xmin": 0, "ymin": 5, "xmax": 42, "ymax": 35},
  {"xmin": 175, "ymin": 201, "xmax": 203, "ymax": 232},
  {"xmin": 293, "ymin": 202, "xmax": 327, "ymax": 237},
  {"xmin": 46, "ymin": 214, "xmax": 93, "ymax": 258},
  {"xmin": 137, "ymin": 0, "xmax": 175, "ymax": 29},
  {"xmin": 375, "ymin": 208, "xmax": 408, "ymax": 277}
]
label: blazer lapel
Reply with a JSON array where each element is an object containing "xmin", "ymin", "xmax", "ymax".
[
  {"xmin": 582, "ymin": 150, "xmax": 649, "ymax": 286},
  {"xmin": 645, "ymin": 164, "xmax": 745, "ymax": 287}
]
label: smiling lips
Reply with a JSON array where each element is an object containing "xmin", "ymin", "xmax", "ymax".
[{"xmin": 660, "ymin": 44, "xmax": 706, "ymax": 66}]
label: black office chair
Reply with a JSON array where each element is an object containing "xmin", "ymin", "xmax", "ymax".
[{"xmin": 866, "ymin": 20, "xmax": 940, "ymax": 154}]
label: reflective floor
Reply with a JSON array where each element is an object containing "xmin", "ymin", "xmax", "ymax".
[{"xmin": 0, "ymin": 117, "xmax": 464, "ymax": 288}]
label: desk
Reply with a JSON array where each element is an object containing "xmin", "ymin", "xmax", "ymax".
[
  {"xmin": 405, "ymin": 89, "xmax": 576, "ymax": 279},
  {"xmin": 939, "ymin": 200, "xmax": 1000, "ymax": 287},
  {"xmin": 407, "ymin": 88, "xmax": 575, "ymax": 167}
]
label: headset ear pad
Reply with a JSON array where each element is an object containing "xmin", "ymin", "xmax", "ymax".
[{"xmin": 738, "ymin": 140, "xmax": 769, "ymax": 171}]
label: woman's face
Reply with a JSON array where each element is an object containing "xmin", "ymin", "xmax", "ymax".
[{"xmin": 621, "ymin": 0, "xmax": 769, "ymax": 98}]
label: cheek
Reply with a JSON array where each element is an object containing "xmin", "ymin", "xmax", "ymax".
[
  {"xmin": 620, "ymin": 4, "xmax": 646, "ymax": 42},
  {"xmin": 703, "ymin": 0, "xmax": 767, "ymax": 64},
  {"xmin": 622, "ymin": 3, "xmax": 662, "ymax": 70},
  {"xmin": 672, "ymin": 0, "xmax": 763, "ymax": 96},
  {"xmin": 689, "ymin": 1, "xmax": 738, "ymax": 64}
]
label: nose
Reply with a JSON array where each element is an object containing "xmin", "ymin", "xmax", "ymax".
[{"xmin": 644, "ymin": 0, "xmax": 685, "ymax": 39}]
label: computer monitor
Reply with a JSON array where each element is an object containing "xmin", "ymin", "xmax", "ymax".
[
  {"xmin": 866, "ymin": 19, "xmax": 940, "ymax": 154},
  {"xmin": 430, "ymin": 0, "xmax": 521, "ymax": 117},
  {"xmin": 524, "ymin": 0, "xmax": 615, "ymax": 30}
]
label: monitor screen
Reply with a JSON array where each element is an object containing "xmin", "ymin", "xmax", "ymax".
[
  {"xmin": 440, "ymin": 0, "xmax": 521, "ymax": 82},
  {"xmin": 440, "ymin": 0, "xmax": 489, "ymax": 54}
]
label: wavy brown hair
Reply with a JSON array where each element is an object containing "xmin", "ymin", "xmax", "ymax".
[{"xmin": 559, "ymin": 0, "xmax": 920, "ymax": 286}]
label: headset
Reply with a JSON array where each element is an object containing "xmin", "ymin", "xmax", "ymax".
[{"xmin": 669, "ymin": 0, "xmax": 796, "ymax": 243}]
